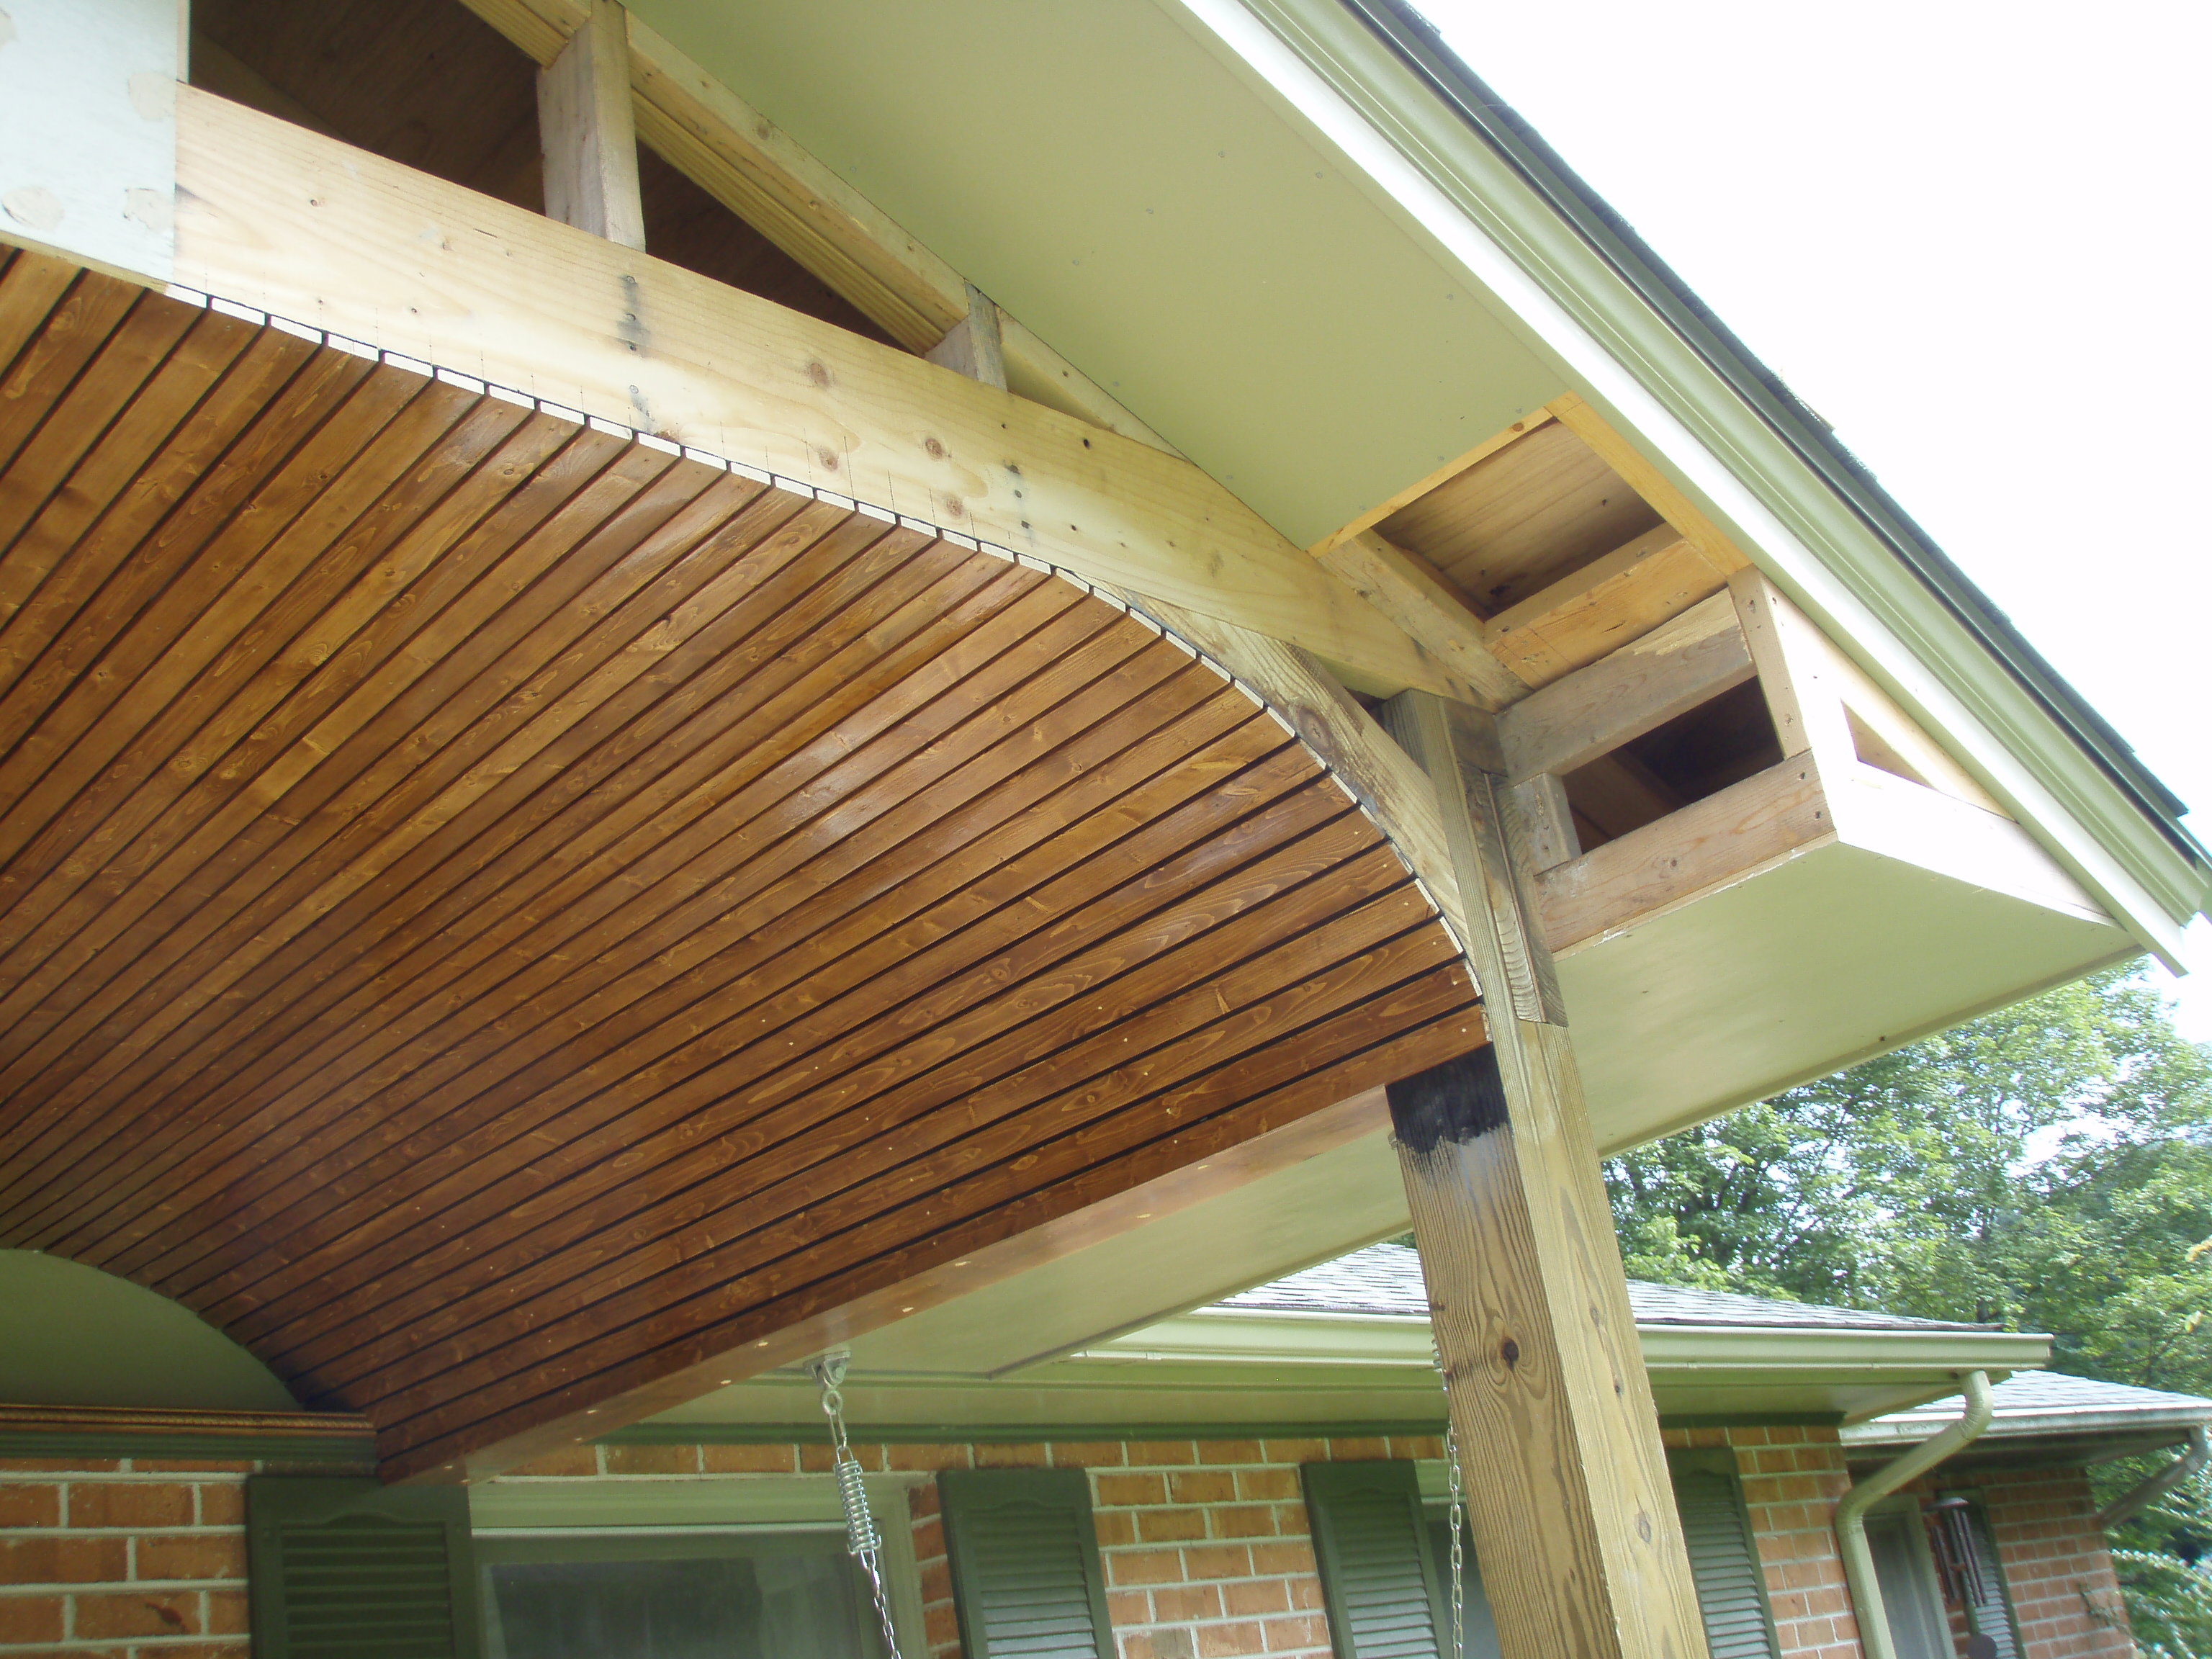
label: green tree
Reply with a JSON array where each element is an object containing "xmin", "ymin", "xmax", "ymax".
[{"xmin": 1604, "ymin": 963, "xmax": 2212, "ymax": 1651}]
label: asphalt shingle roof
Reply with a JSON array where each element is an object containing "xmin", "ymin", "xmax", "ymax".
[
  {"xmin": 1215, "ymin": 1242, "xmax": 1993, "ymax": 1331},
  {"xmin": 1855, "ymin": 1369, "xmax": 2212, "ymax": 1434}
]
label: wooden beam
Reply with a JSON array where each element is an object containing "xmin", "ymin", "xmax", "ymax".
[
  {"xmin": 1509, "ymin": 773, "xmax": 1579, "ymax": 872},
  {"xmin": 925, "ymin": 283, "xmax": 1009, "ymax": 391},
  {"xmin": 1537, "ymin": 754, "xmax": 1830, "ymax": 954},
  {"xmin": 536, "ymin": 0, "xmax": 646, "ymax": 249},
  {"xmin": 1480, "ymin": 525, "xmax": 1722, "ymax": 689},
  {"xmin": 167, "ymin": 89, "xmax": 1447, "ymax": 695},
  {"xmin": 1496, "ymin": 590, "xmax": 1752, "ymax": 782},
  {"xmin": 1308, "ymin": 410, "xmax": 1556, "ymax": 562},
  {"xmin": 1382, "ymin": 691, "xmax": 1712, "ymax": 1659},
  {"xmin": 1314, "ymin": 529, "xmax": 1529, "ymax": 711},
  {"xmin": 458, "ymin": 0, "xmax": 1174, "ymax": 454},
  {"xmin": 1547, "ymin": 392, "xmax": 1750, "ymax": 578}
]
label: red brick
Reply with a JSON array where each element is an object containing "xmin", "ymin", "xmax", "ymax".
[
  {"xmin": 1184, "ymin": 1543, "xmax": 1255, "ymax": 1579},
  {"xmin": 973, "ymin": 1443, "xmax": 1050, "ymax": 1469},
  {"xmin": 925, "ymin": 1602, "xmax": 963, "ymax": 1646},
  {"xmin": 1387, "ymin": 1435, "xmax": 1445, "ymax": 1461},
  {"xmin": 1224, "ymin": 1578, "xmax": 1291, "ymax": 1617},
  {"xmin": 503, "ymin": 1447, "xmax": 598, "ymax": 1477},
  {"xmin": 1050, "ymin": 1442, "xmax": 1128, "ymax": 1468},
  {"xmin": 132, "ymin": 1460, "xmax": 255, "ymax": 1474},
  {"xmin": 1106, "ymin": 1550, "xmax": 1186, "ymax": 1586},
  {"xmin": 1153, "ymin": 1583, "xmax": 1223, "ymax": 1621},
  {"xmin": 1213, "ymin": 1504, "xmax": 1280, "ymax": 1538},
  {"xmin": 1250, "ymin": 1540, "xmax": 1316, "ymax": 1576},
  {"xmin": 76, "ymin": 1589, "xmax": 202, "ymax": 1638},
  {"xmin": 0, "ymin": 1483, "xmax": 59, "ymax": 1527},
  {"xmin": 197, "ymin": 1483, "xmax": 248, "ymax": 1526},
  {"xmin": 1125, "ymin": 1440, "xmax": 1198, "ymax": 1467},
  {"xmin": 1094, "ymin": 1510, "xmax": 1138, "ymax": 1548},
  {"xmin": 1097, "ymin": 1473, "xmax": 1167, "ymax": 1509},
  {"xmin": 698, "ymin": 1443, "xmax": 798, "ymax": 1474},
  {"xmin": 888, "ymin": 1443, "xmax": 972, "ymax": 1473},
  {"xmin": 601, "ymin": 1444, "xmax": 699, "ymax": 1475},
  {"xmin": 1107, "ymin": 1589, "xmax": 1151, "ymax": 1627},
  {"xmin": 1263, "ymin": 1614, "xmax": 1328, "ymax": 1650},
  {"xmin": 1136, "ymin": 1508, "xmax": 1208, "ymax": 1543},
  {"xmin": 0, "ymin": 1595, "xmax": 65, "ymax": 1643},
  {"xmin": 1169, "ymin": 1470, "xmax": 1236, "ymax": 1505},
  {"xmin": 1323, "ymin": 1437, "xmax": 1389, "ymax": 1462},
  {"xmin": 0, "ymin": 1457, "xmax": 118, "ymax": 1473},
  {"xmin": 1196, "ymin": 1620, "xmax": 1264, "ymax": 1657},
  {"xmin": 1192, "ymin": 1439, "xmax": 1265, "ymax": 1465},
  {"xmin": 0, "ymin": 1534, "xmax": 129, "ymax": 1583},
  {"xmin": 68, "ymin": 1482, "xmax": 194, "ymax": 1528},
  {"xmin": 1235, "ymin": 1467, "xmax": 1300, "ymax": 1503},
  {"xmin": 207, "ymin": 1587, "xmax": 250, "ymax": 1634},
  {"xmin": 1261, "ymin": 1439, "xmax": 1328, "ymax": 1465},
  {"xmin": 138, "ymin": 1534, "xmax": 250, "ymax": 1581}
]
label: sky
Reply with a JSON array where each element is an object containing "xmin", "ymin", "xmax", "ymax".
[{"xmin": 1417, "ymin": 0, "xmax": 2211, "ymax": 1039}]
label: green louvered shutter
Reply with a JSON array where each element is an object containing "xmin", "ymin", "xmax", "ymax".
[
  {"xmin": 246, "ymin": 1477, "xmax": 480, "ymax": 1659},
  {"xmin": 1951, "ymin": 1498, "xmax": 2023, "ymax": 1659},
  {"xmin": 938, "ymin": 1468, "xmax": 1115, "ymax": 1659},
  {"xmin": 1668, "ymin": 1452, "xmax": 1782, "ymax": 1659},
  {"xmin": 1302, "ymin": 1460, "xmax": 1448, "ymax": 1659}
]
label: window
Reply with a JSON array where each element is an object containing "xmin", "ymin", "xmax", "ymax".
[
  {"xmin": 476, "ymin": 1529, "xmax": 889, "ymax": 1659},
  {"xmin": 1864, "ymin": 1498, "xmax": 1953, "ymax": 1659}
]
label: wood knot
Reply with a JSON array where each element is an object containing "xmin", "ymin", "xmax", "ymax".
[
  {"xmin": 1500, "ymin": 1337, "xmax": 1519, "ymax": 1368},
  {"xmin": 925, "ymin": 436, "xmax": 946, "ymax": 459},
  {"xmin": 1637, "ymin": 1511, "xmax": 1653, "ymax": 1543},
  {"xmin": 807, "ymin": 360, "xmax": 832, "ymax": 389}
]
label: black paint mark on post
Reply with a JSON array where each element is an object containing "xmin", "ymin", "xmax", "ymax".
[{"xmin": 1385, "ymin": 1045, "xmax": 1509, "ymax": 1152}]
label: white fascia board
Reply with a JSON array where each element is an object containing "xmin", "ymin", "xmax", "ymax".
[
  {"xmin": 1159, "ymin": 0, "xmax": 2205, "ymax": 962},
  {"xmin": 1086, "ymin": 1310, "xmax": 2049, "ymax": 1379}
]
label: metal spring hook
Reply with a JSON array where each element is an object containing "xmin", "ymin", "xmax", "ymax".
[{"xmin": 812, "ymin": 1350, "xmax": 901, "ymax": 1659}]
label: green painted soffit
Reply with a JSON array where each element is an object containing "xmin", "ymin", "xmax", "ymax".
[
  {"xmin": 0, "ymin": 1250, "xmax": 298, "ymax": 1412},
  {"xmin": 622, "ymin": 0, "xmax": 1567, "ymax": 550}
]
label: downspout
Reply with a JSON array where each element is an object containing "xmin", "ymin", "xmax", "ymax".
[
  {"xmin": 1835, "ymin": 1370, "xmax": 1995, "ymax": 1659},
  {"xmin": 2096, "ymin": 1424, "xmax": 2211, "ymax": 1531}
]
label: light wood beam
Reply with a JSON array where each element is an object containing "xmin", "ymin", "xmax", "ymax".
[
  {"xmin": 168, "ymin": 89, "xmax": 1446, "ymax": 696},
  {"xmin": 1308, "ymin": 410, "xmax": 1555, "ymax": 562},
  {"xmin": 1497, "ymin": 590, "xmax": 1752, "ymax": 781},
  {"xmin": 1315, "ymin": 529, "xmax": 1529, "ymax": 711},
  {"xmin": 537, "ymin": 0, "xmax": 645, "ymax": 250},
  {"xmin": 1547, "ymin": 392, "xmax": 1750, "ymax": 578},
  {"xmin": 925, "ymin": 283, "xmax": 1008, "ymax": 390},
  {"xmin": 1509, "ymin": 773, "xmax": 1579, "ymax": 872},
  {"xmin": 458, "ymin": 0, "xmax": 1174, "ymax": 454},
  {"xmin": 1382, "ymin": 690, "xmax": 1712, "ymax": 1659}
]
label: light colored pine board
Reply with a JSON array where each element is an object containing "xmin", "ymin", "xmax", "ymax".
[{"xmin": 536, "ymin": 0, "xmax": 646, "ymax": 250}]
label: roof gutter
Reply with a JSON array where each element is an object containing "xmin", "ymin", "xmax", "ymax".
[
  {"xmin": 1834, "ymin": 1370, "xmax": 1995, "ymax": 1659},
  {"xmin": 2096, "ymin": 1424, "xmax": 2211, "ymax": 1531},
  {"xmin": 1327, "ymin": 0, "xmax": 2203, "ymax": 877}
]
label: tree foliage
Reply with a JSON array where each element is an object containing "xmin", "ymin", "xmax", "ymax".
[{"xmin": 1604, "ymin": 964, "xmax": 2212, "ymax": 1652}]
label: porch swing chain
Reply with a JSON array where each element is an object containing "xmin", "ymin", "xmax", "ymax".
[
  {"xmin": 1433, "ymin": 1341, "xmax": 1465, "ymax": 1659},
  {"xmin": 813, "ymin": 1352, "xmax": 904, "ymax": 1659}
]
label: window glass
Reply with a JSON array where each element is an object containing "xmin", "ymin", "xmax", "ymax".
[
  {"xmin": 477, "ymin": 1529, "xmax": 889, "ymax": 1659},
  {"xmin": 1864, "ymin": 1510, "xmax": 1952, "ymax": 1659}
]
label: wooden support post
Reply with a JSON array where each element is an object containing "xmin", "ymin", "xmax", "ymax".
[
  {"xmin": 1383, "ymin": 689, "xmax": 1711, "ymax": 1659},
  {"xmin": 1508, "ymin": 772, "xmax": 1579, "ymax": 871},
  {"xmin": 926, "ymin": 282, "xmax": 1010, "ymax": 390},
  {"xmin": 537, "ymin": 0, "xmax": 645, "ymax": 248}
]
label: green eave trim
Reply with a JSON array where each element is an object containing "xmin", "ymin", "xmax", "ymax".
[
  {"xmin": 1225, "ymin": 0, "xmax": 2209, "ymax": 930},
  {"xmin": 598, "ymin": 1419, "xmax": 1452, "ymax": 1446}
]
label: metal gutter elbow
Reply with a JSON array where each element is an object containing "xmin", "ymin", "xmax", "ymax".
[
  {"xmin": 1834, "ymin": 1370, "xmax": 1995, "ymax": 1659},
  {"xmin": 2097, "ymin": 1424, "xmax": 2211, "ymax": 1531}
]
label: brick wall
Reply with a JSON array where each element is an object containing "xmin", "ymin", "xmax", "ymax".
[
  {"xmin": 1665, "ymin": 1424, "xmax": 1863, "ymax": 1659},
  {"xmin": 1904, "ymin": 1465, "xmax": 2134, "ymax": 1659},
  {"xmin": 0, "ymin": 1455, "xmax": 251, "ymax": 1658},
  {"xmin": 494, "ymin": 1433, "xmax": 1432, "ymax": 1659}
]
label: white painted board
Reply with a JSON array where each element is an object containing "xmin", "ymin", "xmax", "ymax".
[{"xmin": 0, "ymin": 0, "xmax": 178, "ymax": 282}]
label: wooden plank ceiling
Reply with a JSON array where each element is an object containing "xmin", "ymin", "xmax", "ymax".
[{"xmin": 0, "ymin": 251, "xmax": 1483, "ymax": 1478}]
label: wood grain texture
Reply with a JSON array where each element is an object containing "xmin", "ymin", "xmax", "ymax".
[
  {"xmin": 1313, "ymin": 529, "xmax": 1527, "ymax": 710},
  {"xmin": 166, "ymin": 87, "xmax": 1442, "ymax": 695},
  {"xmin": 536, "ymin": 0, "xmax": 645, "ymax": 249},
  {"xmin": 0, "ymin": 279, "xmax": 1483, "ymax": 1479},
  {"xmin": 1387, "ymin": 689, "xmax": 1713, "ymax": 1659}
]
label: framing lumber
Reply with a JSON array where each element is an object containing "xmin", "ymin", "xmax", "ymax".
[
  {"xmin": 925, "ymin": 283, "xmax": 1009, "ymax": 391},
  {"xmin": 536, "ymin": 0, "xmax": 645, "ymax": 249},
  {"xmin": 165, "ymin": 89, "xmax": 1446, "ymax": 694},
  {"xmin": 1496, "ymin": 590, "xmax": 1753, "ymax": 782},
  {"xmin": 457, "ymin": 0, "xmax": 1174, "ymax": 454},
  {"xmin": 1509, "ymin": 773, "xmax": 1578, "ymax": 872},
  {"xmin": 1313, "ymin": 529, "xmax": 1529, "ymax": 711},
  {"xmin": 1481, "ymin": 525, "xmax": 1720, "ymax": 689},
  {"xmin": 1383, "ymin": 691, "xmax": 1712, "ymax": 1659},
  {"xmin": 1547, "ymin": 392, "xmax": 1750, "ymax": 578},
  {"xmin": 1308, "ymin": 410, "xmax": 1556, "ymax": 561}
]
